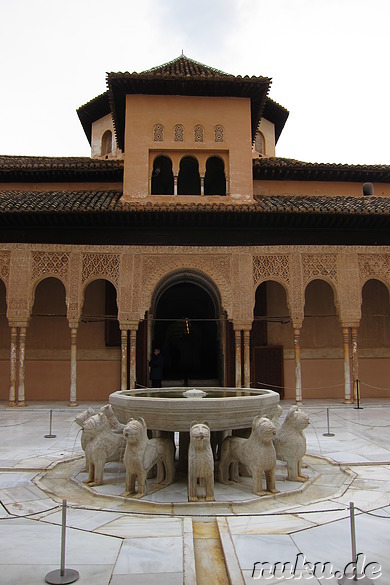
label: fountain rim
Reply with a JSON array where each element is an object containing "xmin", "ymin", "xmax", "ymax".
[{"xmin": 110, "ymin": 387, "xmax": 279, "ymax": 401}]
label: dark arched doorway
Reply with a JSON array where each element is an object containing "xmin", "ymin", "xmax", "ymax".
[
  {"xmin": 151, "ymin": 155, "xmax": 174, "ymax": 195},
  {"xmin": 178, "ymin": 156, "xmax": 201, "ymax": 195},
  {"xmin": 153, "ymin": 281, "xmax": 219, "ymax": 384},
  {"xmin": 204, "ymin": 156, "xmax": 226, "ymax": 195}
]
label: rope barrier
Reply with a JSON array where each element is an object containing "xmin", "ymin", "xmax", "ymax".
[
  {"xmin": 331, "ymin": 410, "xmax": 390, "ymax": 428},
  {"xmin": 0, "ymin": 502, "xmax": 349, "ymax": 521}
]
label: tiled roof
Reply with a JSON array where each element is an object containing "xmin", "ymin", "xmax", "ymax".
[
  {"xmin": 0, "ymin": 190, "xmax": 123, "ymax": 213},
  {"xmin": 0, "ymin": 191, "xmax": 389, "ymax": 216},
  {"xmin": 140, "ymin": 54, "xmax": 233, "ymax": 78},
  {"xmin": 77, "ymin": 92, "xmax": 111, "ymax": 144},
  {"xmin": 0, "ymin": 156, "xmax": 123, "ymax": 181},
  {"xmin": 253, "ymin": 157, "xmax": 390, "ymax": 183}
]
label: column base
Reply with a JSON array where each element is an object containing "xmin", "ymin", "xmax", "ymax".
[
  {"xmin": 8, "ymin": 401, "xmax": 17, "ymax": 407},
  {"xmin": 69, "ymin": 401, "xmax": 78, "ymax": 407},
  {"xmin": 344, "ymin": 399, "xmax": 353, "ymax": 405},
  {"xmin": 17, "ymin": 401, "xmax": 26, "ymax": 407}
]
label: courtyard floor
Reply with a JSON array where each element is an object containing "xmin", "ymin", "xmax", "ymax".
[{"xmin": 0, "ymin": 398, "xmax": 389, "ymax": 584}]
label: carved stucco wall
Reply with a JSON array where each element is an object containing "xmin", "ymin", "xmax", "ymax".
[{"xmin": 1, "ymin": 245, "xmax": 390, "ymax": 329}]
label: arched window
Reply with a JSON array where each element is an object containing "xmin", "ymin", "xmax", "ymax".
[
  {"xmin": 153, "ymin": 124, "xmax": 164, "ymax": 142},
  {"xmin": 178, "ymin": 156, "xmax": 201, "ymax": 195},
  {"xmin": 254, "ymin": 131, "xmax": 265, "ymax": 155},
  {"xmin": 174, "ymin": 124, "xmax": 184, "ymax": 142},
  {"xmin": 194, "ymin": 125, "xmax": 204, "ymax": 142},
  {"xmin": 101, "ymin": 130, "xmax": 112, "ymax": 156},
  {"xmin": 204, "ymin": 156, "xmax": 226, "ymax": 195},
  {"xmin": 151, "ymin": 155, "xmax": 174, "ymax": 195},
  {"xmin": 214, "ymin": 125, "xmax": 224, "ymax": 142}
]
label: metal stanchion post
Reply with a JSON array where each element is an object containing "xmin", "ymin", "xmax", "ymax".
[
  {"xmin": 323, "ymin": 407, "xmax": 335, "ymax": 437},
  {"xmin": 45, "ymin": 500, "xmax": 79, "ymax": 584},
  {"xmin": 354, "ymin": 380, "xmax": 363, "ymax": 410},
  {"xmin": 338, "ymin": 502, "xmax": 374, "ymax": 583},
  {"xmin": 44, "ymin": 409, "xmax": 57, "ymax": 439}
]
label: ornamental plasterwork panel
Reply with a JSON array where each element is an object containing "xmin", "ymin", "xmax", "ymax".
[
  {"xmin": 139, "ymin": 254, "xmax": 232, "ymax": 319},
  {"xmin": 302, "ymin": 253, "xmax": 338, "ymax": 286},
  {"xmin": 0, "ymin": 251, "xmax": 10, "ymax": 285},
  {"xmin": 337, "ymin": 254, "xmax": 361, "ymax": 325},
  {"xmin": 214, "ymin": 125, "xmax": 224, "ymax": 142},
  {"xmin": 153, "ymin": 124, "xmax": 164, "ymax": 142},
  {"xmin": 194, "ymin": 125, "xmax": 204, "ymax": 142},
  {"xmin": 81, "ymin": 253, "xmax": 120, "ymax": 288},
  {"xmin": 31, "ymin": 251, "xmax": 69, "ymax": 285},
  {"xmin": 7, "ymin": 250, "xmax": 31, "ymax": 322},
  {"xmin": 253, "ymin": 254, "xmax": 290, "ymax": 287},
  {"xmin": 358, "ymin": 254, "xmax": 390, "ymax": 289},
  {"xmin": 67, "ymin": 253, "xmax": 82, "ymax": 322},
  {"xmin": 174, "ymin": 124, "xmax": 184, "ymax": 142}
]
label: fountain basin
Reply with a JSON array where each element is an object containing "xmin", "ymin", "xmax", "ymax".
[{"xmin": 109, "ymin": 387, "xmax": 280, "ymax": 432}]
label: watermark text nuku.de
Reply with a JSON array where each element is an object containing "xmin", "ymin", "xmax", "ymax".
[{"xmin": 251, "ymin": 552, "xmax": 382, "ymax": 580}]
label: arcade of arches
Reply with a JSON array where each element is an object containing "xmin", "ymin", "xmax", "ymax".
[
  {"xmin": 0, "ymin": 245, "xmax": 389, "ymax": 405},
  {"xmin": 151, "ymin": 154, "xmax": 227, "ymax": 196}
]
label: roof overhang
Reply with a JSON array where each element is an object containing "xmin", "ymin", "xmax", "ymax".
[{"xmin": 106, "ymin": 73, "xmax": 271, "ymax": 151}]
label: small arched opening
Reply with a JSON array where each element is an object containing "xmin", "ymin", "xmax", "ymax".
[
  {"xmin": 101, "ymin": 130, "xmax": 113, "ymax": 156},
  {"xmin": 178, "ymin": 156, "xmax": 201, "ymax": 195},
  {"xmin": 27, "ymin": 277, "xmax": 69, "ymax": 400},
  {"xmin": 301, "ymin": 279, "xmax": 343, "ymax": 398},
  {"xmin": 151, "ymin": 155, "xmax": 174, "ymax": 195},
  {"xmin": 251, "ymin": 281, "xmax": 290, "ymax": 397},
  {"xmin": 79, "ymin": 279, "xmax": 120, "ymax": 399},
  {"xmin": 358, "ymin": 279, "xmax": 390, "ymax": 397},
  {"xmin": 204, "ymin": 156, "xmax": 226, "ymax": 195}
]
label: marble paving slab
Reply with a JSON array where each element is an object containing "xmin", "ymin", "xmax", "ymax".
[{"xmin": 113, "ymin": 537, "xmax": 183, "ymax": 574}]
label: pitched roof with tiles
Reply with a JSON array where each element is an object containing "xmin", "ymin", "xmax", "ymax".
[{"xmin": 0, "ymin": 155, "xmax": 123, "ymax": 182}]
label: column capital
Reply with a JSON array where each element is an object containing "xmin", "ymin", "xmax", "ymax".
[
  {"xmin": 68, "ymin": 320, "xmax": 79, "ymax": 330},
  {"xmin": 233, "ymin": 321, "xmax": 252, "ymax": 332},
  {"xmin": 341, "ymin": 321, "xmax": 360, "ymax": 329},
  {"xmin": 119, "ymin": 320, "xmax": 139, "ymax": 331}
]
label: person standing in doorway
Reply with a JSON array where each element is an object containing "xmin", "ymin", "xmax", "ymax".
[{"xmin": 149, "ymin": 347, "xmax": 165, "ymax": 388}]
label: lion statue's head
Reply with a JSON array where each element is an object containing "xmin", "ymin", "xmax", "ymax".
[
  {"xmin": 284, "ymin": 405, "xmax": 310, "ymax": 431},
  {"xmin": 82, "ymin": 412, "xmax": 109, "ymax": 436},
  {"xmin": 123, "ymin": 417, "xmax": 148, "ymax": 445},
  {"xmin": 252, "ymin": 416, "xmax": 276, "ymax": 443}
]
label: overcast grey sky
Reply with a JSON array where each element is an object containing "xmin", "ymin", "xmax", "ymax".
[{"xmin": 1, "ymin": 0, "xmax": 389, "ymax": 164}]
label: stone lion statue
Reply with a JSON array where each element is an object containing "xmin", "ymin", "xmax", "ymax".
[
  {"xmin": 273, "ymin": 405, "xmax": 310, "ymax": 482},
  {"xmin": 82, "ymin": 412, "xmax": 126, "ymax": 486},
  {"xmin": 188, "ymin": 422, "xmax": 214, "ymax": 502},
  {"xmin": 219, "ymin": 416, "xmax": 278, "ymax": 496},
  {"xmin": 75, "ymin": 407, "xmax": 96, "ymax": 452},
  {"xmin": 122, "ymin": 417, "xmax": 175, "ymax": 498}
]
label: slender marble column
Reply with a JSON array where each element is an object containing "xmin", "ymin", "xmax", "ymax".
[
  {"xmin": 174, "ymin": 175, "xmax": 178, "ymax": 196},
  {"xmin": 234, "ymin": 329, "xmax": 242, "ymax": 388},
  {"xmin": 294, "ymin": 328, "xmax": 302, "ymax": 403},
  {"xmin": 17, "ymin": 326, "xmax": 26, "ymax": 406},
  {"xmin": 8, "ymin": 326, "xmax": 17, "ymax": 406},
  {"xmin": 351, "ymin": 327, "xmax": 359, "ymax": 403},
  {"xmin": 69, "ymin": 327, "xmax": 78, "ymax": 406},
  {"xmin": 220, "ymin": 313, "xmax": 227, "ymax": 387},
  {"xmin": 343, "ymin": 327, "xmax": 352, "ymax": 404},
  {"xmin": 121, "ymin": 329, "xmax": 128, "ymax": 390},
  {"xmin": 200, "ymin": 175, "xmax": 205, "ymax": 196},
  {"xmin": 129, "ymin": 329, "xmax": 137, "ymax": 389},
  {"xmin": 243, "ymin": 330, "xmax": 251, "ymax": 388}
]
